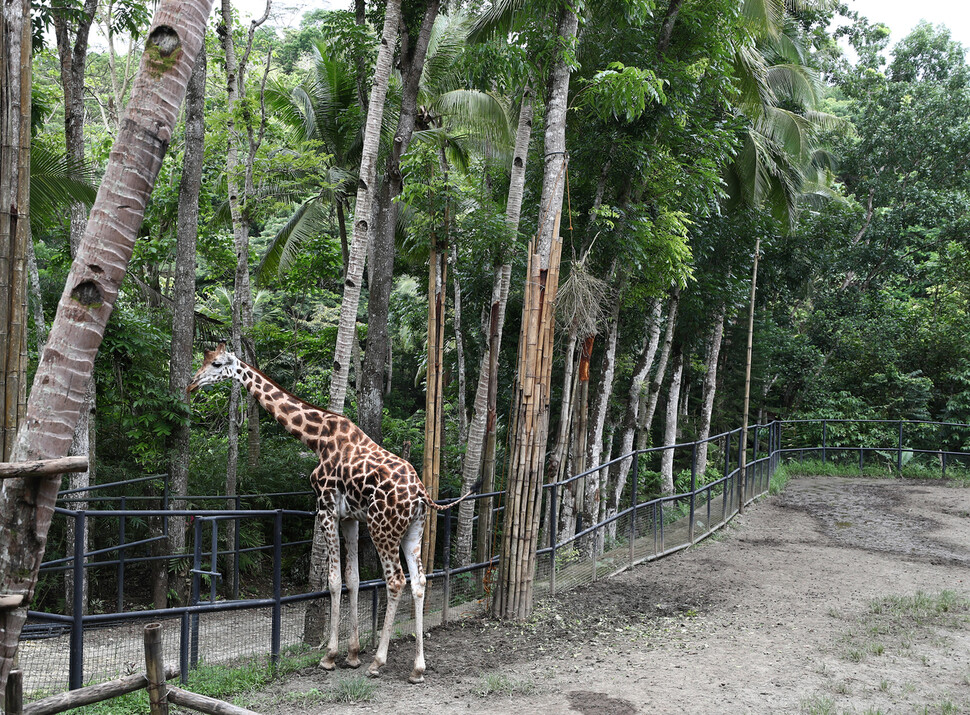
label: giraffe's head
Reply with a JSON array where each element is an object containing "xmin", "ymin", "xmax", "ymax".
[{"xmin": 186, "ymin": 342, "xmax": 240, "ymax": 395}]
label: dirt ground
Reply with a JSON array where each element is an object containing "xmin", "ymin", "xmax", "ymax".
[{"xmin": 248, "ymin": 476, "xmax": 970, "ymax": 714}]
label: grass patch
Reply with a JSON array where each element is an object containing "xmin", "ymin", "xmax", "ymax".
[
  {"xmin": 837, "ymin": 590, "xmax": 970, "ymax": 669},
  {"xmin": 66, "ymin": 643, "xmax": 322, "ymax": 714},
  {"xmin": 800, "ymin": 694, "xmax": 835, "ymax": 714},
  {"xmin": 474, "ymin": 672, "xmax": 537, "ymax": 697}
]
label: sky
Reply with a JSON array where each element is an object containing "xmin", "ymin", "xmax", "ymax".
[
  {"xmin": 233, "ymin": 0, "xmax": 970, "ymax": 54},
  {"xmin": 844, "ymin": 0, "xmax": 969, "ymax": 50}
]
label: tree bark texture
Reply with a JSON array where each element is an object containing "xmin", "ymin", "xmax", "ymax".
[
  {"xmin": 0, "ymin": 0, "xmax": 213, "ymax": 692},
  {"xmin": 695, "ymin": 302, "xmax": 726, "ymax": 478},
  {"xmin": 636, "ymin": 286, "xmax": 680, "ymax": 450},
  {"xmin": 739, "ymin": 236, "xmax": 761, "ymax": 514},
  {"xmin": 604, "ymin": 297, "xmax": 662, "ymax": 532},
  {"xmin": 166, "ymin": 47, "xmax": 207, "ymax": 604},
  {"xmin": 358, "ymin": 0, "xmax": 441, "ymax": 442},
  {"xmin": 493, "ymin": 7, "xmax": 577, "ymax": 621},
  {"xmin": 581, "ymin": 296, "xmax": 620, "ymax": 551},
  {"xmin": 456, "ymin": 87, "xmax": 533, "ymax": 568},
  {"xmin": 328, "ymin": 0, "xmax": 402, "ymax": 413},
  {"xmin": 0, "ymin": 0, "xmax": 31, "ymax": 463},
  {"xmin": 659, "ymin": 346, "xmax": 685, "ymax": 494}
]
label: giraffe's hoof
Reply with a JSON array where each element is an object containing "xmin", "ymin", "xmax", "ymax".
[
  {"xmin": 366, "ymin": 665, "xmax": 382, "ymax": 679},
  {"xmin": 346, "ymin": 654, "xmax": 361, "ymax": 669},
  {"xmin": 319, "ymin": 656, "xmax": 336, "ymax": 671},
  {"xmin": 408, "ymin": 671, "xmax": 425, "ymax": 684}
]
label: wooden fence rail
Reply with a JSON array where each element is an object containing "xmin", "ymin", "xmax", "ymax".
[
  {"xmin": 4, "ymin": 623, "xmax": 260, "ymax": 715},
  {"xmin": 0, "ymin": 457, "xmax": 89, "ymax": 479}
]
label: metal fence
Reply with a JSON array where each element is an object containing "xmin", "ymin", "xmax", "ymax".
[{"xmin": 18, "ymin": 417, "xmax": 970, "ymax": 701}]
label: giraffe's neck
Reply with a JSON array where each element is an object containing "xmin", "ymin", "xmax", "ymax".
[{"xmin": 233, "ymin": 362, "xmax": 341, "ymax": 455}]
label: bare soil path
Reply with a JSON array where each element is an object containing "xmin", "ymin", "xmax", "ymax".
[{"xmin": 250, "ymin": 476, "xmax": 970, "ymax": 714}]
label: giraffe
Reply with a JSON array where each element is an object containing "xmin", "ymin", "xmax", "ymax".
[{"xmin": 186, "ymin": 342, "xmax": 478, "ymax": 683}]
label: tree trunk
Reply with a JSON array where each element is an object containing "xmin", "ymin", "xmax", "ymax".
[
  {"xmin": 581, "ymin": 296, "xmax": 620, "ymax": 552},
  {"xmin": 549, "ymin": 324, "xmax": 580, "ymax": 484},
  {"xmin": 0, "ymin": 0, "xmax": 30, "ymax": 463},
  {"xmin": 659, "ymin": 346, "xmax": 684, "ymax": 495},
  {"xmin": 451, "ymin": 250, "xmax": 468, "ymax": 446},
  {"xmin": 559, "ymin": 334, "xmax": 593, "ymax": 540},
  {"xmin": 358, "ymin": 0, "xmax": 441, "ymax": 442},
  {"xmin": 695, "ymin": 302, "xmax": 726, "ymax": 478},
  {"xmin": 166, "ymin": 47, "xmax": 206, "ymax": 607},
  {"xmin": 456, "ymin": 87, "xmax": 533, "ymax": 568},
  {"xmin": 739, "ymin": 236, "xmax": 761, "ymax": 514},
  {"xmin": 26, "ymin": 238, "xmax": 47, "ymax": 350},
  {"xmin": 328, "ymin": 0, "xmax": 402, "ymax": 414},
  {"xmin": 0, "ymin": 0, "xmax": 212, "ymax": 692},
  {"xmin": 603, "ymin": 297, "xmax": 662, "ymax": 532},
  {"xmin": 494, "ymin": 4, "xmax": 578, "ymax": 622},
  {"xmin": 636, "ymin": 286, "xmax": 680, "ymax": 450}
]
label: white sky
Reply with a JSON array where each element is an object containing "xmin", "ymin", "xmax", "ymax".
[{"xmin": 845, "ymin": 0, "xmax": 970, "ymax": 50}]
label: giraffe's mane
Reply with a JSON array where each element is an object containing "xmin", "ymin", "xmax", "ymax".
[{"xmin": 243, "ymin": 362, "xmax": 345, "ymax": 420}]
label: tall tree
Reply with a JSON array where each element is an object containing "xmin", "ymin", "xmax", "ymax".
[
  {"xmin": 165, "ymin": 46, "xmax": 207, "ymax": 608},
  {"xmin": 358, "ymin": 0, "xmax": 441, "ymax": 442},
  {"xmin": 328, "ymin": 0, "xmax": 403, "ymax": 413},
  {"xmin": 0, "ymin": 0, "xmax": 213, "ymax": 691}
]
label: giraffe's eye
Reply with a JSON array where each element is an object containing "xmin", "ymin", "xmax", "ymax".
[{"xmin": 212, "ymin": 361, "xmax": 223, "ymax": 368}]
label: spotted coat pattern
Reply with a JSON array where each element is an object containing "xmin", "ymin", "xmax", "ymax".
[{"xmin": 187, "ymin": 343, "xmax": 475, "ymax": 683}]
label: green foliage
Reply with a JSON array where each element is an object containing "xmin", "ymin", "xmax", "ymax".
[{"xmin": 579, "ymin": 62, "xmax": 667, "ymax": 123}]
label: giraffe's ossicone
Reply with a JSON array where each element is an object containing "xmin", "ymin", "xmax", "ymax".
[{"xmin": 187, "ymin": 342, "xmax": 479, "ymax": 682}]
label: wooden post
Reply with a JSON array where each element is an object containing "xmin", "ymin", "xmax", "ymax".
[
  {"xmin": 144, "ymin": 622, "xmax": 168, "ymax": 715},
  {"xmin": 5, "ymin": 668, "xmax": 22, "ymax": 714},
  {"xmin": 166, "ymin": 686, "xmax": 261, "ymax": 715},
  {"xmin": 17, "ymin": 667, "xmax": 177, "ymax": 714},
  {"xmin": 0, "ymin": 456, "xmax": 88, "ymax": 479}
]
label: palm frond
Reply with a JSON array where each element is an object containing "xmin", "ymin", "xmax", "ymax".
[
  {"xmin": 29, "ymin": 144, "xmax": 98, "ymax": 231},
  {"xmin": 468, "ymin": 0, "xmax": 528, "ymax": 44},
  {"xmin": 432, "ymin": 89, "xmax": 513, "ymax": 147},
  {"xmin": 256, "ymin": 199, "xmax": 328, "ymax": 284}
]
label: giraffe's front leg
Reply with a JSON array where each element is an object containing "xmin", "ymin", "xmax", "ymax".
[
  {"xmin": 341, "ymin": 519, "xmax": 361, "ymax": 668},
  {"xmin": 317, "ymin": 508, "xmax": 343, "ymax": 671}
]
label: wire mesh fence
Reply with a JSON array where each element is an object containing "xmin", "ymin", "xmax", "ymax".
[{"xmin": 18, "ymin": 418, "xmax": 967, "ymax": 702}]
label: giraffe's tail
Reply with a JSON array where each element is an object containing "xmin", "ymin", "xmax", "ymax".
[{"xmin": 426, "ymin": 477, "xmax": 484, "ymax": 511}]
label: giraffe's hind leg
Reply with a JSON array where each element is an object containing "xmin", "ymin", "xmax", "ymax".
[
  {"xmin": 401, "ymin": 513, "xmax": 427, "ymax": 684},
  {"xmin": 317, "ymin": 508, "xmax": 343, "ymax": 671},
  {"xmin": 367, "ymin": 531, "xmax": 406, "ymax": 678},
  {"xmin": 341, "ymin": 519, "xmax": 361, "ymax": 668}
]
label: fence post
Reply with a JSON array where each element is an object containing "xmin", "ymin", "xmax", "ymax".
[
  {"xmin": 898, "ymin": 421, "xmax": 904, "ymax": 475},
  {"xmin": 549, "ymin": 483, "xmax": 558, "ymax": 597},
  {"xmin": 629, "ymin": 451, "xmax": 640, "ymax": 567},
  {"xmin": 118, "ymin": 495, "xmax": 126, "ymax": 612},
  {"xmin": 209, "ymin": 519, "xmax": 219, "ymax": 603},
  {"xmin": 689, "ymin": 442, "xmax": 697, "ymax": 543},
  {"xmin": 233, "ymin": 495, "xmax": 242, "ymax": 600},
  {"xmin": 179, "ymin": 612, "xmax": 189, "ymax": 684},
  {"xmin": 822, "ymin": 420, "xmax": 827, "ymax": 464},
  {"xmin": 69, "ymin": 509, "xmax": 86, "ymax": 690},
  {"xmin": 145, "ymin": 623, "xmax": 168, "ymax": 715},
  {"xmin": 190, "ymin": 517, "xmax": 201, "ymax": 669},
  {"xmin": 6, "ymin": 669, "xmax": 23, "ymax": 715},
  {"xmin": 442, "ymin": 507, "xmax": 452, "ymax": 623},
  {"xmin": 859, "ymin": 444, "xmax": 864, "ymax": 473},
  {"xmin": 272, "ymin": 510, "xmax": 282, "ymax": 670}
]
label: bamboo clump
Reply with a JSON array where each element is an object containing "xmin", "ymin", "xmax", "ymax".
[{"xmin": 495, "ymin": 213, "xmax": 563, "ymax": 619}]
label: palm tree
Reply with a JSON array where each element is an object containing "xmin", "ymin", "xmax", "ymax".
[{"xmin": 258, "ymin": 38, "xmax": 369, "ymax": 280}]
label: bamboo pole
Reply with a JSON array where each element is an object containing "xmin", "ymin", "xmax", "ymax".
[
  {"xmin": 739, "ymin": 235, "xmax": 761, "ymax": 515},
  {"xmin": 144, "ymin": 622, "xmax": 168, "ymax": 715},
  {"xmin": 0, "ymin": 456, "xmax": 88, "ymax": 479}
]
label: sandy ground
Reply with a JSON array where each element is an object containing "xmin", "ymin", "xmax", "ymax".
[{"xmin": 248, "ymin": 476, "xmax": 970, "ymax": 714}]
